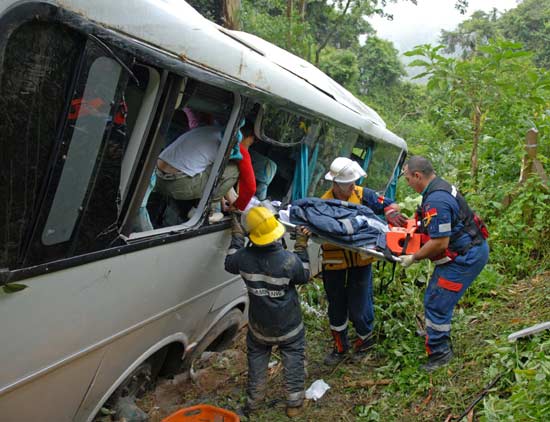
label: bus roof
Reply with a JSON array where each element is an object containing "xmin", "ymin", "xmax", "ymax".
[{"xmin": 5, "ymin": 0, "xmax": 406, "ymax": 149}]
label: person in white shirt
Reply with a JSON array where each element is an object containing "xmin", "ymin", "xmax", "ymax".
[{"xmin": 154, "ymin": 125, "xmax": 239, "ymax": 203}]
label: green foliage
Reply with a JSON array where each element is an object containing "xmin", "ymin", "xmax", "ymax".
[
  {"xmin": 440, "ymin": 9, "xmax": 500, "ymax": 59},
  {"xmin": 482, "ymin": 334, "xmax": 550, "ymax": 420},
  {"xmin": 497, "ymin": 0, "xmax": 550, "ymax": 69},
  {"xmin": 357, "ymin": 36, "xmax": 405, "ymax": 92},
  {"xmin": 406, "ymin": 39, "xmax": 550, "ymax": 192},
  {"xmin": 1, "ymin": 283, "xmax": 28, "ymax": 294},
  {"xmin": 439, "ymin": 0, "xmax": 550, "ymax": 68},
  {"xmin": 488, "ymin": 179, "xmax": 550, "ymax": 278},
  {"xmin": 318, "ymin": 47, "xmax": 360, "ymax": 90},
  {"xmin": 241, "ymin": 0, "xmax": 316, "ymax": 58},
  {"xmin": 240, "ymin": 0, "xmax": 406, "ymax": 96},
  {"xmin": 185, "ymin": 0, "xmax": 222, "ymax": 24}
]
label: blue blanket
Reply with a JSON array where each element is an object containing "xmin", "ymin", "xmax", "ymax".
[{"xmin": 289, "ymin": 198, "xmax": 387, "ymax": 249}]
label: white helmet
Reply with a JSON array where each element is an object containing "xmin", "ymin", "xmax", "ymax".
[{"xmin": 324, "ymin": 157, "xmax": 366, "ymax": 183}]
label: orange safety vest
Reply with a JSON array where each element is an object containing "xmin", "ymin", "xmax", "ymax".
[{"xmin": 320, "ymin": 186, "xmax": 376, "ymax": 270}]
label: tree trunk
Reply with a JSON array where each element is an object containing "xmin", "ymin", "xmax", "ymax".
[
  {"xmin": 287, "ymin": 0, "xmax": 293, "ymax": 48},
  {"xmin": 470, "ymin": 105, "xmax": 481, "ymax": 187},
  {"xmin": 299, "ymin": 0, "xmax": 306, "ymax": 21},
  {"xmin": 502, "ymin": 128, "xmax": 549, "ymax": 209},
  {"xmin": 222, "ymin": 0, "xmax": 241, "ymax": 30}
]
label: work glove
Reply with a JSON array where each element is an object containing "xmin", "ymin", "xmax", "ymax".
[
  {"xmin": 294, "ymin": 227, "xmax": 309, "ymax": 253},
  {"xmin": 400, "ymin": 255, "xmax": 416, "ymax": 268},
  {"xmin": 384, "ymin": 204, "xmax": 407, "ymax": 227},
  {"xmin": 231, "ymin": 212, "xmax": 245, "ymax": 240}
]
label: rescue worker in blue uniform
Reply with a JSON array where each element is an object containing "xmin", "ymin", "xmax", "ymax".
[
  {"xmin": 225, "ymin": 207, "xmax": 310, "ymax": 418},
  {"xmin": 320, "ymin": 157, "xmax": 407, "ymax": 365},
  {"xmin": 400, "ymin": 156, "xmax": 490, "ymax": 372}
]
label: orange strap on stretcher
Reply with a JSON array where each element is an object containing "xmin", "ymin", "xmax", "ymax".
[{"xmin": 386, "ymin": 219, "xmax": 421, "ymax": 256}]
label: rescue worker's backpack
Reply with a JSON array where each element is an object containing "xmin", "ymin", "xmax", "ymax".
[{"xmin": 418, "ymin": 177, "xmax": 489, "ymax": 256}]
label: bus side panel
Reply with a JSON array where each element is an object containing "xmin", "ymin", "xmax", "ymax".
[
  {"xmin": 0, "ymin": 351, "xmax": 103, "ymax": 422},
  {"xmin": 0, "ymin": 229, "xmax": 243, "ymax": 422}
]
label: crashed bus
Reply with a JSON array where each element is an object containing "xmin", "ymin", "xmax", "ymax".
[{"xmin": 0, "ymin": 0, "xmax": 407, "ymax": 421}]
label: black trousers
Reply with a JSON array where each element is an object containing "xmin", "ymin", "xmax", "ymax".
[{"xmin": 246, "ymin": 329, "xmax": 306, "ymax": 406}]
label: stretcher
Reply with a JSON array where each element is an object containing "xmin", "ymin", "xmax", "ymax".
[
  {"xmin": 280, "ymin": 219, "xmax": 402, "ymax": 263},
  {"xmin": 280, "ymin": 217, "xmax": 423, "ymax": 264}
]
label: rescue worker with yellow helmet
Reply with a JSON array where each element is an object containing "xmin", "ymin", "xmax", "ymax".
[
  {"xmin": 225, "ymin": 207, "xmax": 310, "ymax": 418},
  {"xmin": 320, "ymin": 157, "xmax": 406, "ymax": 365}
]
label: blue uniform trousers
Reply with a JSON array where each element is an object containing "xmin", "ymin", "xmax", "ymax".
[
  {"xmin": 424, "ymin": 241, "xmax": 490, "ymax": 355},
  {"xmin": 322, "ymin": 265, "xmax": 374, "ymax": 338}
]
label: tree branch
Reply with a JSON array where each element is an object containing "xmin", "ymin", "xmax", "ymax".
[{"xmin": 314, "ymin": 0, "xmax": 352, "ymax": 65}]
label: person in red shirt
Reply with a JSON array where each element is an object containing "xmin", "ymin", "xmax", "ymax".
[{"xmin": 225, "ymin": 120, "xmax": 257, "ymax": 212}]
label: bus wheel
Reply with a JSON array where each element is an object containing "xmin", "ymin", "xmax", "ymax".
[
  {"xmin": 181, "ymin": 308, "xmax": 244, "ymax": 370},
  {"xmin": 100, "ymin": 362, "xmax": 153, "ymax": 421}
]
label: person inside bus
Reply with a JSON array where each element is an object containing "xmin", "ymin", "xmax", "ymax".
[
  {"xmin": 222, "ymin": 119, "xmax": 257, "ymax": 213},
  {"xmin": 154, "ymin": 116, "xmax": 256, "ymax": 222},
  {"xmin": 250, "ymin": 149, "xmax": 277, "ymax": 200}
]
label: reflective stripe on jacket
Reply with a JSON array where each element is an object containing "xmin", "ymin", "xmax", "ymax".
[{"xmin": 225, "ymin": 237, "xmax": 309, "ymax": 344}]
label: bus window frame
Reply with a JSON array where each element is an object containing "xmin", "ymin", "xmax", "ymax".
[
  {"xmin": 119, "ymin": 64, "xmax": 162, "ymax": 206},
  {"xmin": 121, "ymin": 88, "xmax": 243, "ymax": 241},
  {"xmin": 18, "ymin": 36, "xmax": 132, "ymax": 267}
]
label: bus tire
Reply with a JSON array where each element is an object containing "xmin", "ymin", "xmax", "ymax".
[{"xmin": 181, "ymin": 308, "xmax": 244, "ymax": 370}]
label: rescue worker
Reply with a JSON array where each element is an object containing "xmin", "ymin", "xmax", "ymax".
[
  {"xmin": 224, "ymin": 207, "xmax": 310, "ymax": 418},
  {"xmin": 320, "ymin": 157, "xmax": 407, "ymax": 365},
  {"xmin": 400, "ymin": 156, "xmax": 489, "ymax": 371}
]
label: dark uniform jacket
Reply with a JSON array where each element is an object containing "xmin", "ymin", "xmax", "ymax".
[{"xmin": 225, "ymin": 236, "xmax": 310, "ymax": 344}]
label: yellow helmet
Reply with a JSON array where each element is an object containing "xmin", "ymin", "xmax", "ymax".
[{"xmin": 245, "ymin": 206, "xmax": 285, "ymax": 246}]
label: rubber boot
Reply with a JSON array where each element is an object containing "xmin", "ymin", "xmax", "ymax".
[
  {"xmin": 323, "ymin": 329, "xmax": 349, "ymax": 366},
  {"xmin": 421, "ymin": 349, "xmax": 454, "ymax": 372},
  {"xmin": 351, "ymin": 333, "xmax": 376, "ymax": 362}
]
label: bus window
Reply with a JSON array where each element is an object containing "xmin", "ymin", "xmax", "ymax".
[
  {"xmin": 249, "ymin": 105, "xmax": 320, "ymax": 202},
  {"xmin": 0, "ymin": 22, "xmax": 82, "ymax": 270},
  {"xmin": 308, "ymin": 123, "xmax": 359, "ymax": 197},
  {"xmin": 119, "ymin": 65, "xmax": 161, "ymax": 206},
  {"xmin": 17, "ymin": 39, "xmax": 151, "ymax": 265},
  {"xmin": 136, "ymin": 79, "xmax": 236, "ymax": 231},
  {"xmin": 355, "ymin": 138, "xmax": 403, "ymax": 193},
  {"xmin": 42, "ymin": 57, "xmax": 122, "ymax": 246},
  {"xmin": 256, "ymin": 104, "xmax": 315, "ymax": 146}
]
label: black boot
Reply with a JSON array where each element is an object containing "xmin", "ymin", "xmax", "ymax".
[
  {"xmin": 323, "ymin": 329, "xmax": 349, "ymax": 366},
  {"xmin": 421, "ymin": 349, "xmax": 454, "ymax": 372},
  {"xmin": 351, "ymin": 333, "xmax": 376, "ymax": 362}
]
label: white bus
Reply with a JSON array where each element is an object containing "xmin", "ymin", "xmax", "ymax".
[{"xmin": 0, "ymin": 1, "xmax": 407, "ymax": 421}]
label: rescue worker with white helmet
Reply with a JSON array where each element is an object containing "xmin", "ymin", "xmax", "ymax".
[
  {"xmin": 320, "ymin": 157, "xmax": 407, "ymax": 365},
  {"xmin": 225, "ymin": 207, "xmax": 310, "ymax": 417}
]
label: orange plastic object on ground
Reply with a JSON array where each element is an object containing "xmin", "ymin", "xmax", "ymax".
[
  {"xmin": 386, "ymin": 219, "xmax": 422, "ymax": 256},
  {"xmin": 161, "ymin": 404, "xmax": 240, "ymax": 422}
]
